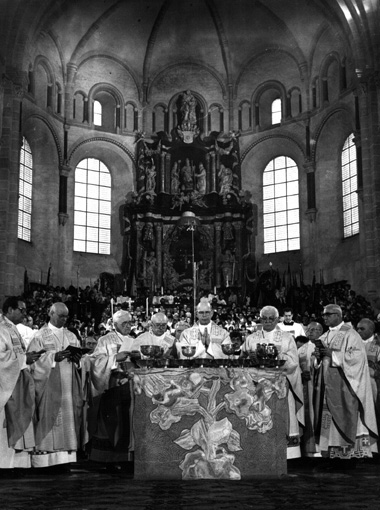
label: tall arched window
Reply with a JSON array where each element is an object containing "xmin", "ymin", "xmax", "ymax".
[
  {"xmin": 18, "ymin": 137, "xmax": 33, "ymax": 242},
  {"xmin": 263, "ymin": 156, "xmax": 300, "ymax": 253},
  {"xmin": 74, "ymin": 158, "xmax": 111, "ymax": 254},
  {"xmin": 93, "ymin": 100, "xmax": 102, "ymax": 126},
  {"xmin": 342, "ymin": 133, "xmax": 359, "ymax": 237},
  {"xmin": 271, "ymin": 98, "xmax": 281, "ymax": 125}
]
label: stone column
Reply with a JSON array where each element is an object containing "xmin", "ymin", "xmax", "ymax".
[
  {"xmin": 136, "ymin": 221, "xmax": 144, "ymax": 287},
  {"xmin": 234, "ymin": 222, "xmax": 242, "ymax": 285},
  {"xmin": 160, "ymin": 152, "xmax": 166, "ymax": 192},
  {"xmin": 211, "ymin": 152, "xmax": 216, "ymax": 192},
  {"xmin": 214, "ymin": 222, "xmax": 222, "ymax": 287},
  {"xmin": 155, "ymin": 223, "xmax": 163, "ymax": 289}
]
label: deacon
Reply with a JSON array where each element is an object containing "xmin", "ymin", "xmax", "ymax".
[{"xmin": 28, "ymin": 302, "xmax": 83, "ymax": 469}]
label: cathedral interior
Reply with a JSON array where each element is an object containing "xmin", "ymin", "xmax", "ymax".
[{"xmin": 1, "ymin": 0, "xmax": 380, "ymax": 310}]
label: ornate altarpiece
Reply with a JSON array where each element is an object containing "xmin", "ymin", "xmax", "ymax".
[{"xmin": 122, "ymin": 91, "xmax": 256, "ymax": 298}]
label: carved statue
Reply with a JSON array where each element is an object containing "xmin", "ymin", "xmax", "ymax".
[
  {"xmin": 218, "ymin": 164, "xmax": 233, "ymax": 195},
  {"xmin": 171, "ymin": 161, "xmax": 180, "ymax": 195},
  {"xmin": 222, "ymin": 222, "xmax": 234, "ymax": 243},
  {"xmin": 180, "ymin": 90, "xmax": 197, "ymax": 130},
  {"xmin": 180, "ymin": 158, "xmax": 194, "ymax": 191},
  {"xmin": 145, "ymin": 159, "xmax": 156, "ymax": 193},
  {"xmin": 195, "ymin": 162, "xmax": 207, "ymax": 194}
]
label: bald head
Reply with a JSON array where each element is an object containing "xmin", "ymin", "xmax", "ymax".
[
  {"xmin": 49, "ymin": 302, "xmax": 69, "ymax": 329},
  {"xmin": 196, "ymin": 298, "xmax": 213, "ymax": 325},
  {"xmin": 151, "ymin": 312, "xmax": 168, "ymax": 336},
  {"xmin": 357, "ymin": 318, "xmax": 375, "ymax": 341},
  {"xmin": 306, "ymin": 321, "xmax": 323, "ymax": 342}
]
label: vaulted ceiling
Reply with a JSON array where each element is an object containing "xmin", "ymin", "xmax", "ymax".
[{"xmin": 1, "ymin": 0, "xmax": 379, "ymax": 89}]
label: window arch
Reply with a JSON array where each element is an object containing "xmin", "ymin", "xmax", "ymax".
[
  {"xmin": 271, "ymin": 98, "xmax": 282, "ymax": 125},
  {"xmin": 18, "ymin": 137, "xmax": 33, "ymax": 242},
  {"xmin": 93, "ymin": 100, "xmax": 102, "ymax": 126},
  {"xmin": 73, "ymin": 158, "xmax": 111, "ymax": 254},
  {"xmin": 263, "ymin": 156, "xmax": 300, "ymax": 253},
  {"xmin": 341, "ymin": 133, "xmax": 359, "ymax": 237}
]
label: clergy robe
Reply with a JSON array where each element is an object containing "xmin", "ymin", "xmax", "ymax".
[
  {"xmin": 176, "ymin": 321, "xmax": 230, "ymax": 359},
  {"xmin": 314, "ymin": 324, "xmax": 378, "ymax": 458},
  {"xmin": 90, "ymin": 331, "xmax": 134, "ymax": 463},
  {"xmin": 0, "ymin": 314, "xmax": 35, "ymax": 468},
  {"xmin": 242, "ymin": 325, "xmax": 304, "ymax": 459},
  {"xmin": 132, "ymin": 330, "xmax": 175, "ymax": 356},
  {"xmin": 298, "ymin": 340, "xmax": 320, "ymax": 457},
  {"xmin": 28, "ymin": 323, "xmax": 83, "ymax": 467}
]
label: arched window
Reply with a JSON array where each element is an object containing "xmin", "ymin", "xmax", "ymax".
[
  {"xmin": 263, "ymin": 156, "xmax": 300, "ymax": 253},
  {"xmin": 271, "ymin": 98, "xmax": 281, "ymax": 125},
  {"xmin": 93, "ymin": 100, "xmax": 102, "ymax": 126},
  {"xmin": 342, "ymin": 133, "xmax": 359, "ymax": 237},
  {"xmin": 73, "ymin": 158, "xmax": 111, "ymax": 254},
  {"xmin": 18, "ymin": 137, "xmax": 33, "ymax": 242}
]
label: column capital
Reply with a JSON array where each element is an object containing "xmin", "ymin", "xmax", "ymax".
[
  {"xmin": 303, "ymin": 160, "xmax": 316, "ymax": 173},
  {"xmin": 60, "ymin": 164, "xmax": 72, "ymax": 177}
]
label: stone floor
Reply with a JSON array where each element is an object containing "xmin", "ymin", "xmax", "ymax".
[{"xmin": 1, "ymin": 457, "xmax": 380, "ymax": 510}]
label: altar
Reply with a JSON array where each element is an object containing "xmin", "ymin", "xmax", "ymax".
[{"xmin": 132, "ymin": 366, "xmax": 288, "ymax": 480}]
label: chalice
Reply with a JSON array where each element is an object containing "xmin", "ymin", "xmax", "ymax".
[
  {"xmin": 140, "ymin": 345, "xmax": 157, "ymax": 368},
  {"xmin": 221, "ymin": 343, "xmax": 237, "ymax": 367},
  {"xmin": 181, "ymin": 345, "xmax": 196, "ymax": 367}
]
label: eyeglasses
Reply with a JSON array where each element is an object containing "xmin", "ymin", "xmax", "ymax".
[
  {"xmin": 260, "ymin": 316, "xmax": 277, "ymax": 322},
  {"xmin": 322, "ymin": 312, "xmax": 337, "ymax": 317},
  {"xmin": 18, "ymin": 307, "xmax": 27, "ymax": 314}
]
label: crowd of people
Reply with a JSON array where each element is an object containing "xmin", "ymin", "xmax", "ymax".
[{"xmin": 1, "ymin": 278, "xmax": 380, "ymax": 475}]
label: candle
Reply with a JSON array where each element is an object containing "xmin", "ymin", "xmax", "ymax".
[
  {"xmin": 226, "ymin": 276, "xmax": 229, "ymax": 287},
  {"xmin": 214, "ymin": 286, "xmax": 216, "ymax": 294},
  {"xmin": 110, "ymin": 298, "xmax": 114, "ymax": 318},
  {"xmin": 146, "ymin": 297, "xmax": 149, "ymax": 318},
  {"xmin": 161, "ymin": 286, "xmax": 164, "ymax": 295}
]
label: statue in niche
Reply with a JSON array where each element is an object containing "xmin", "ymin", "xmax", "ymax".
[
  {"xmin": 180, "ymin": 158, "xmax": 195, "ymax": 191},
  {"xmin": 171, "ymin": 191, "xmax": 190, "ymax": 211},
  {"xmin": 142, "ymin": 222, "xmax": 155, "ymax": 253},
  {"xmin": 180, "ymin": 90, "xmax": 197, "ymax": 130},
  {"xmin": 171, "ymin": 161, "xmax": 180, "ymax": 195},
  {"xmin": 145, "ymin": 158, "xmax": 156, "ymax": 193},
  {"xmin": 222, "ymin": 222, "xmax": 234, "ymax": 245},
  {"xmin": 195, "ymin": 162, "xmax": 207, "ymax": 195},
  {"xmin": 220, "ymin": 249, "xmax": 235, "ymax": 287},
  {"xmin": 218, "ymin": 164, "xmax": 233, "ymax": 195},
  {"xmin": 143, "ymin": 251, "xmax": 157, "ymax": 291}
]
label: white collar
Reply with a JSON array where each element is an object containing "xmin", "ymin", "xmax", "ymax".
[
  {"xmin": 329, "ymin": 321, "xmax": 344, "ymax": 331},
  {"xmin": 198, "ymin": 322, "xmax": 211, "ymax": 333},
  {"xmin": 362, "ymin": 335, "xmax": 374, "ymax": 344},
  {"xmin": 48, "ymin": 322, "xmax": 64, "ymax": 332}
]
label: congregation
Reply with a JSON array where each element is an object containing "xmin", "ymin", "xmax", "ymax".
[{"xmin": 1, "ymin": 278, "xmax": 380, "ymax": 476}]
